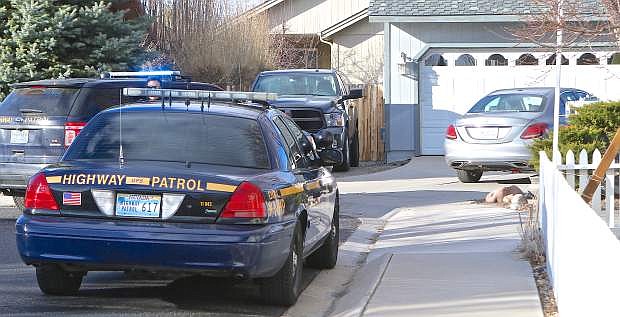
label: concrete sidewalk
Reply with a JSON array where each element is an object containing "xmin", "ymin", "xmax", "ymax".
[{"xmin": 331, "ymin": 203, "xmax": 543, "ymax": 317}]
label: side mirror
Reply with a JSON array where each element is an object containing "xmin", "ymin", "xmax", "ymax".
[
  {"xmin": 311, "ymin": 130, "xmax": 334, "ymax": 150},
  {"xmin": 343, "ymin": 88, "xmax": 363, "ymax": 101},
  {"xmin": 319, "ymin": 149, "xmax": 343, "ymax": 166},
  {"xmin": 300, "ymin": 131, "xmax": 317, "ymax": 154}
]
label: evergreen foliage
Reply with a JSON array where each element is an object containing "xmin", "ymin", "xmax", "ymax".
[
  {"xmin": 530, "ymin": 101, "xmax": 620, "ymax": 169},
  {"xmin": 0, "ymin": 0, "xmax": 149, "ymax": 99}
]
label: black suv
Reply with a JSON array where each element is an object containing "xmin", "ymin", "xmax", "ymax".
[
  {"xmin": 0, "ymin": 74, "xmax": 221, "ymax": 209},
  {"xmin": 252, "ymin": 69, "xmax": 363, "ymax": 171}
]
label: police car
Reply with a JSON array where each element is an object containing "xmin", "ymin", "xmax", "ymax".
[{"xmin": 15, "ymin": 89, "xmax": 343, "ymax": 306}]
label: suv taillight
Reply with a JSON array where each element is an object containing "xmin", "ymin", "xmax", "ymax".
[
  {"xmin": 24, "ymin": 173, "xmax": 59, "ymax": 210},
  {"xmin": 446, "ymin": 125, "xmax": 458, "ymax": 140},
  {"xmin": 220, "ymin": 182, "xmax": 266, "ymax": 219},
  {"xmin": 64, "ymin": 122, "xmax": 86, "ymax": 147},
  {"xmin": 520, "ymin": 123, "xmax": 548, "ymax": 139}
]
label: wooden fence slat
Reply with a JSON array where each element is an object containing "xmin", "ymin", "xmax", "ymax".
[
  {"xmin": 566, "ymin": 150, "xmax": 575, "ymax": 188},
  {"xmin": 592, "ymin": 149, "xmax": 602, "ymax": 213},
  {"xmin": 579, "ymin": 149, "xmax": 589, "ymax": 193},
  {"xmin": 354, "ymin": 85, "xmax": 385, "ymax": 162}
]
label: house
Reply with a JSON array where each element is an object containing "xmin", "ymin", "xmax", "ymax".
[
  {"xmin": 370, "ymin": 0, "xmax": 620, "ymax": 161},
  {"xmin": 248, "ymin": 0, "xmax": 384, "ymax": 84}
]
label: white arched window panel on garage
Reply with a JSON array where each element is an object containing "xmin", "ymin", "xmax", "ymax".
[
  {"xmin": 424, "ymin": 54, "xmax": 448, "ymax": 66},
  {"xmin": 485, "ymin": 54, "xmax": 508, "ymax": 66},
  {"xmin": 516, "ymin": 54, "xmax": 539, "ymax": 65},
  {"xmin": 455, "ymin": 54, "xmax": 477, "ymax": 66},
  {"xmin": 608, "ymin": 53, "xmax": 620, "ymax": 64},
  {"xmin": 577, "ymin": 53, "xmax": 600, "ymax": 65},
  {"xmin": 546, "ymin": 54, "xmax": 569, "ymax": 65}
]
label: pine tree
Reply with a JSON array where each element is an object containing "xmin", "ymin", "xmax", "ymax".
[{"xmin": 0, "ymin": 0, "xmax": 149, "ymax": 98}]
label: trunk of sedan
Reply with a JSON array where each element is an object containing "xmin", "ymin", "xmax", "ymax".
[
  {"xmin": 42, "ymin": 161, "xmax": 265, "ymax": 223},
  {"xmin": 456, "ymin": 112, "xmax": 542, "ymax": 144}
]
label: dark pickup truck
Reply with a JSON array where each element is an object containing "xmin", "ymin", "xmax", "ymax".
[{"xmin": 252, "ymin": 69, "xmax": 363, "ymax": 171}]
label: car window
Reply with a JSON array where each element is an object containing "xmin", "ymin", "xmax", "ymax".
[
  {"xmin": 64, "ymin": 112, "xmax": 270, "ymax": 169},
  {"xmin": 254, "ymin": 73, "xmax": 338, "ymax": 96},
  {"xmin": 273, "ymin": 117, "xmax": 308, "ymax": 169},
  {"xmin": 468, "ymin": 94, "xmax": 546, "ymax": 113},
  {"xmin": 0, "ymin": 87, "xmax": 80, "ymax": 116},
  {"xmin": 70, "ymin": 88, "xmax": 144, "ymax": 118}
]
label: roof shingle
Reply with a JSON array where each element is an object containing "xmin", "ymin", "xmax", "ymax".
[{"xmin": 368, "ymin": 0, "xmax": 602, "ymax": 17}]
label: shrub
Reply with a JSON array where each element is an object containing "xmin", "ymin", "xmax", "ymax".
[{"xmin": 530, "ymin": 101, "xmax": 620, "ymax": 169}]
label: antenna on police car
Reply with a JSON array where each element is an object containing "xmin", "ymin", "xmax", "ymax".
[{"xmin": 118, "ymin": 90, "xmax": 125, "ymax": 168}]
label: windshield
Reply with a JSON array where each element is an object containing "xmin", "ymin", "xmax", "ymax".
[
  {"xmin": 254, "ymin": 73, "xmax": 338, "ymax": 96},
  {"xmin": 468, "ymin": 94, "xmax": 547, "ymax": 113},
  {"xmin": 64, "ymin": 112, "xmax": 271, "ymax": 169},
  {"xmin": 0, "ymin": 87, "xmax": 80, "ymax": 116}
]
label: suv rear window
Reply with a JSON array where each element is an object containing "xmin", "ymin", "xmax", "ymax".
[
  {"xmin": 64, "ymin": 112, "xmax": 270, "ymax": 169},
  {"xmin": 0, "ymin": 87, "xmax": 79, "ymax": 116}
]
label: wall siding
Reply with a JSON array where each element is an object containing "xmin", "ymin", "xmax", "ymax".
[{"xmin": 331, "ymin": 19, "xmax": 384, "ymax": 84}]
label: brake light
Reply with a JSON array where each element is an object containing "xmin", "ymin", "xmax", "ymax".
[
  {"xmin": 24, "ymin": 173, "xmax": 59, "ymax": 210},
  {"xmin": 64, "ymin": 122, "xmax": 86, "ymax": 147},
  {"xmin": 446, "ymin": 125, "xmax": 458, "ymax": 140},
  {"xmin": 220, "ymin": 182, "xmax": 266, "ymax": 219},
  {"xmin": 520, "ymin": 123, "xmax": 548, "ymax": 139}
]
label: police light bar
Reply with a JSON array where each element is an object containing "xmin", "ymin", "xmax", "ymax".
[
  {"xmin": 122, "ymin": 88, "xmax": 278, "ymax": 102},
  {"xmin": 103, "ymin": 71, "xmax": 181, "ymax": 78}
]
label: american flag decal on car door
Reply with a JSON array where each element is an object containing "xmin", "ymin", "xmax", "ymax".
[{"xmin": 63, "ymin": 192, "xmax": 81, "ymax": 206}]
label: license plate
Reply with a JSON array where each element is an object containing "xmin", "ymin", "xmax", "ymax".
[
  {"xmin": 10, "ymin": 130, "xmax": 28, "ymax": 144},
  {"xmin": 468, "ymin": 127, "xmax": 499, "ymax": 140},
  {"xmin": 115, "ymin": 193, "xmax": 161, "ymax": 218}
]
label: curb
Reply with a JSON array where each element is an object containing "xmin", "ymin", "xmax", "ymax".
[
  {"xmin": 328, "ymin": 253, "xmax": 392, "ymax": 317},
  {"xmin": 282, "ymin": 218, "xmax": 385, "ymax": 317}
]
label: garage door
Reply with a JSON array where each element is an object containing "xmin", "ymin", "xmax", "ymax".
[{"xmin": 418, "ymin": 51, "xmax": 620, "ymax": 155}]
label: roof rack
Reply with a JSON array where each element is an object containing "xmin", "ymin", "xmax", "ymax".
[
  {"xmin": 122, "ymin": 88, "xmax": 277, "ymax": 110},
  {"xmin": 101, "ymin": 71, "xmax": 182, "ymax": 79}
]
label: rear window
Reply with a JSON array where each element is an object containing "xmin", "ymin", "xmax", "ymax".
[
  {"xmin": 69, "ymin": 88, "xmax": 143, "ymax": 118},
  {"xmin": 468, "ymin": 94, "xmax": 547, "ymax": 113},
  {"xmin": 0, "ymin": 87, "xmax": 79, "ymax": 116},
  {"xmin": 63, "ymin": 112, "xmax": 270, "ymax": 169}
]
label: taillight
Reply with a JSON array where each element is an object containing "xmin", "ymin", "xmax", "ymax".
[
  {"xmin": 24, "ymin": 173, "xmax": 59, "ymax": 210},
  {"xmin": 520, "ymin": 123, "xmax": 548, "ymax": 139},
  {"xmin": 64, "ymin": 122, "xmax": 86, "ymax": 147},
  {"xmin": 220, "ymin": 182, "xmax": 266, "ymax": 219},
  {"xmin": 446, "ymin": 125, "xmax": 458, "ymax": 140}
]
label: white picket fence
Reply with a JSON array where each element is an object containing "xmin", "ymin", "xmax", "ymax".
[
  {"xmin": 557, "ymin": 149, "xmax": 620, "ymax": 228},
  {"xmin": 539, "ymin": 151, "xmax": 620, "ymax": 317}
]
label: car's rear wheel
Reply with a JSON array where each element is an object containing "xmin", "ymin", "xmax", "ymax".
[
  {"xmin": 307, "ymin": 195, "xmax": 339, "ymax": 269},
  {"xmin": 13, "ymin": 196, "xmax": 24, "ymax": 211},
  {"xmin": 36, "ymin": 265, "xmax": 84, "ymax": 295},
  {"xmin": 457, "ymin": 169, "xmax": 483, "ymax": 183},
  {"xmin": 260, "ymin": 223, "xmax": 303, "ymax": 306}
]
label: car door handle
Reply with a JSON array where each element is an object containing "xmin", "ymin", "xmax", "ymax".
[{"xmin": 12, "ymin": 150, "xmax": 24, "ymax": 154}]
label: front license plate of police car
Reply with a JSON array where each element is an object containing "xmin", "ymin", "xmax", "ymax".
[
  {"xmin": 10, "ymin": 130, "xmax": 28, "ymax": 144},
  {"xmin": 115, "ymin": 193, "xmax": 161, "ymax": 218}
]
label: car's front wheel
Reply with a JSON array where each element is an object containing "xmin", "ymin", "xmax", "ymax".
[
  {"xmin": 36, "ymin": 265, "xmax": 84, "ymax": 295},
  {"xmin": 334, "ymin": 135, "xmax": 351, "ymax": 172},
  {"xmin": 260, "ymin": 223, "xmax": 303, "ymax": 306},
  {"xmin": 457, "ymin": 169, "xmax": 483, "ymax": 183}
]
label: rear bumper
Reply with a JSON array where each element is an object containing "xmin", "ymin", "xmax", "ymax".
[
  {"xmin": 0, "ymin": 163, "xmax": 48, "ymax": 191},
  {"xmin": 444, "ymin": 140, "xmax": 533, "ymax": 171},
  {"xmin": 15, "ymin": 215, "xmax": 294, "ymax": 278}
]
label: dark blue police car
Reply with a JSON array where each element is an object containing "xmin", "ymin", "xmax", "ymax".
[{"xmin": 15, "ymin": 89, "xmax": 342, "ymax": 306}]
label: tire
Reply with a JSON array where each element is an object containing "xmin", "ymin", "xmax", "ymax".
[
  {"xmin": 36, "ymin": 265, "xmax": 83, "ymax": 296},
  {"xmin": 334, "ymin": 136, "xmax": 351, "ymax": 172},
  {"xmin": 260, "ymin": 223, "xmax": 303, "ymax": 306},
  {"xmin": 457, "ymin": 169, "xmax": 483, "ymax": 183},
  {"xmin": 350, "ymin": 132, "xmax": 360, "ymax": 168},
  {"xmin": 13, "ymin": 196, "xmax": 24, "ymax": 211},
  {"xmin": 306, "ymin": 195, "xmax": 339, "ymax": 269}
]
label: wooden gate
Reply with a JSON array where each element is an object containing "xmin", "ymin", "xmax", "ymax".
[{"xmin": 352, "ymin": 85, "xmax": 385, "ymax": 162}]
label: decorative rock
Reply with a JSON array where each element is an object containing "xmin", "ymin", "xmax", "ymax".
[{"xmin": 485, "ymin": 185, "xmax": 525, "ymax": 204}]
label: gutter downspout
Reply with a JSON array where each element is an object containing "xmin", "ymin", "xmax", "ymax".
[{"xmin": 319, "ymin": 33, "xmax": 336, "ymax": 70}]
